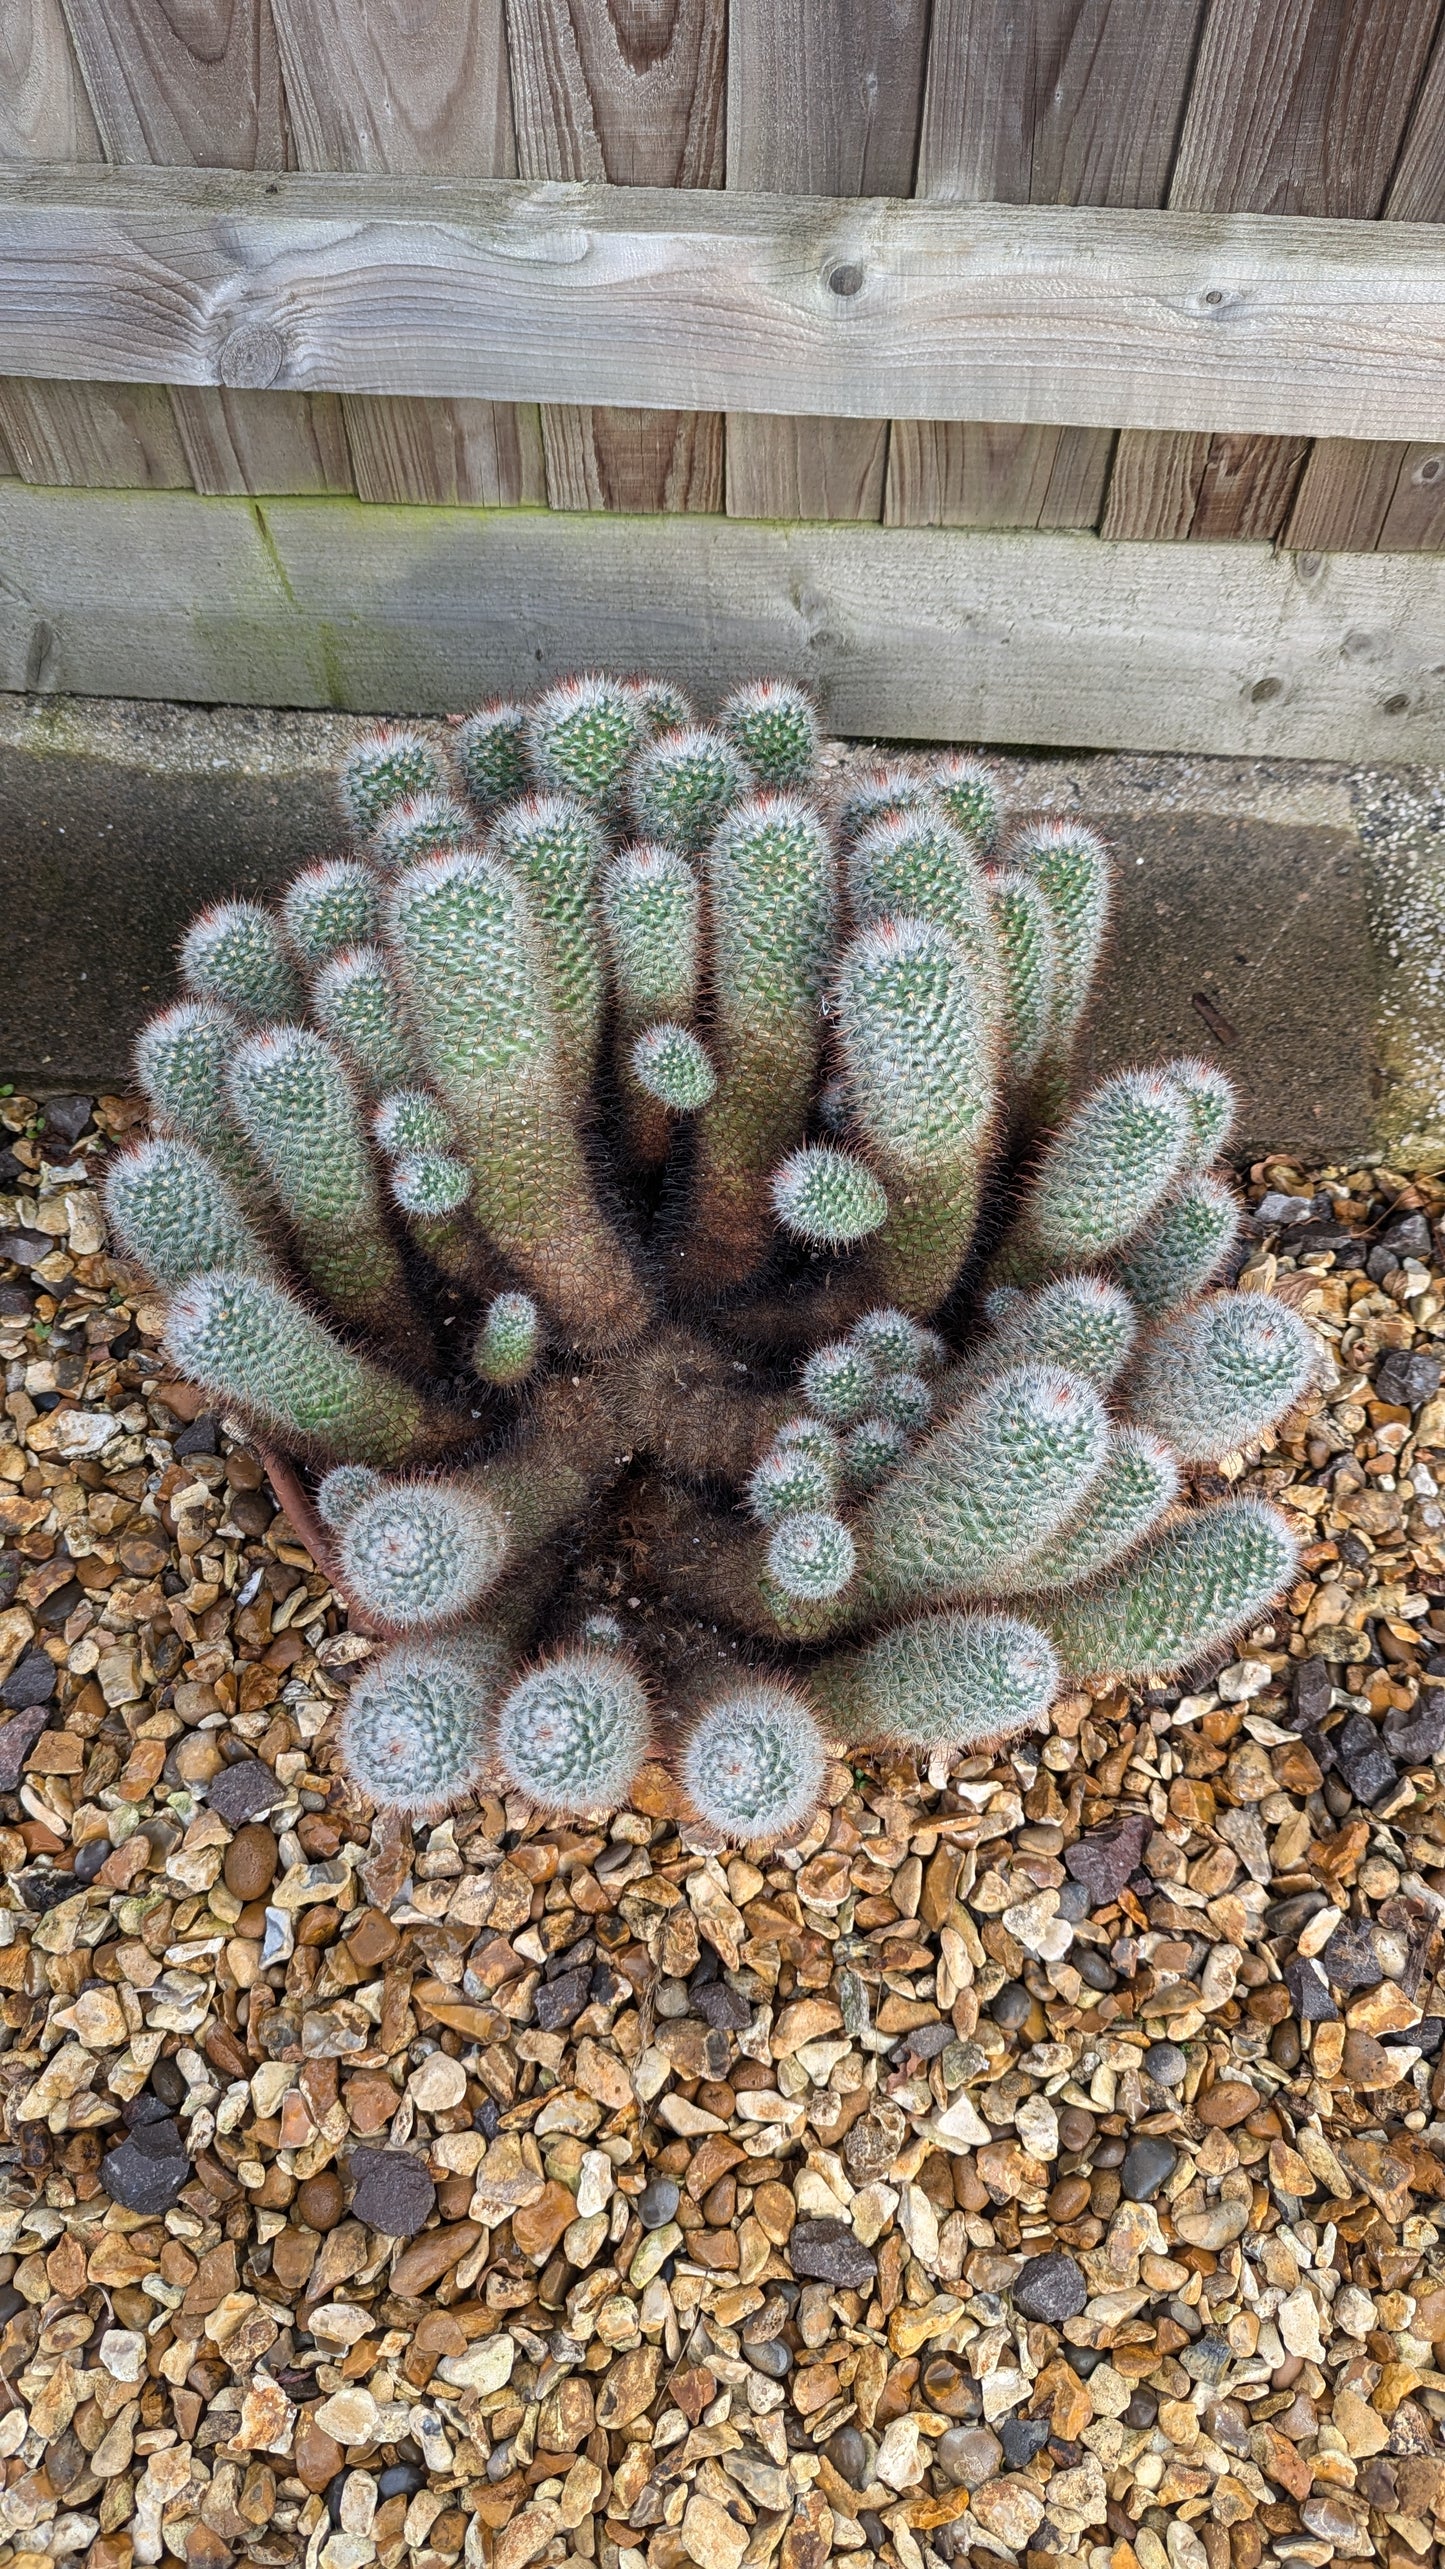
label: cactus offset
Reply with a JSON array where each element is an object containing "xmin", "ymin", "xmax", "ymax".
[{"xmin": 132, "ymin": 671, "xmax": 1310, "ymax": 1834}]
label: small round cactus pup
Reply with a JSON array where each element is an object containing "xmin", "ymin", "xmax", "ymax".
[
  {"xmin": 720, "ymin": 679, "xmax": 820, "ymax": 788},
  {"xmin": 474, "ymin": 1292, "xmax": 540, "ymax": 1387},
  {"xmin": 317, "ymin": 1464, "xmax": 384, "ymax": 1530},
  {"xmin": 373, "ymin": 1088, "xmax": 455, "ymax": 1157},
  {"xmin": 842, "ymin": 1414, "xmax": 908, "ymax": 1490},
  {"xmin": 772, "ymin": 1417, "xmax": 843, "ymax": 1474},
  {"xmin": 580, "ymin": 1609, "xmax": 626, "ymax": 1649},
  {"xmin": 631, "ymin": 1023, "xmax": 717, "ymax": 1112},
  {"xmin": 873, "ymin": 1370, "xmax": 932, "ymax": 1433},
  {"xmin": 801, "ymin": 1340, "xmax": 877, "ymax": 1426},
  {"xmin": 390, "ymin": 1153, "xmax": 472, "ymax": 1216},
  {"xmin": 748, "ymin": 1442, "xmax": 837, "ymax": 1525},
  {"xmin": 494, "ymin": 1650, "xmax": 652, "ymax": 1815},
  {"xmin": 340, "ymin": 728, "xmax": 444, "ymax": 836},
  {"xmin": 681, "ymin": 1683, "xmax": 827, "ymax": 1843},
  {"xmin": 767, "ymin": 1511, "xmax": 857, "ymax": 1601},
  {"xmin": 835, "ymin": 763, "xmax": 932, "ymax": 845},
  {"xmin": 336, "ymin": 1478, "xmax": 509, "ymax": 1630},
  {"xmin": 625, "ymin": 677, "xmax": 694, "ymax": 735},
  {"xmin": 454, "ymin": 702, "xmax": 530, "ymax": 814},
  {"xmin": 850, "ymin": 1308, "xmax": 931, "ymax": 1374},
  {"xmin": 342, "ymin": 1629, "xmax": 506, "ymax": 1815},
  {"xmin": 772, "ymin": 1146, "xmax": 888, "ymax": 1248}
]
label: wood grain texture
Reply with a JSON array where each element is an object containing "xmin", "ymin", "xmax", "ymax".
[
  {"xmin": 8, "ymin": 173, "xmax": 1445, "ymax": 440},
  {"xmin": 1, "ymin": 0, "xmax": 102, "ymax": 162},
  {"xmin": 1108, "ymin": 0, "xmax": 1445, "ymax": 542},
  {"xmin": 59, "ymin": 0, "xmax": 286, "ymax": 167},
  {"xmin": 1379, "ymin": 446, "xmax": 1445, "ymax": 552},
  {"xmin": 169, "ymin": 385, "xmax": 355, "ymax": 495},
  {"xmin": 273, "ymin": 0, "xmax": 520, "ymax": 505},
  {"xmin": 1284, "ymin": 439, "xmax": 1406, "ymax": 553},
  {"xmin": 507, "ymin": 0, "xmax": 725, "ymax": 516},
  {"xmin": 897, "ymin": 0, "xmax": 1206, "ymax": 533},
  {"xmin": 1388, "ymin": 22, "xmax": 1445, "ymax": 221},
  {"xmin": 6, "ymin": 483, "xmax": 1445, "ymax": 760},
  {"xmin": 726, "ymin": 0, "xmax": 930, "ymax": 525}
]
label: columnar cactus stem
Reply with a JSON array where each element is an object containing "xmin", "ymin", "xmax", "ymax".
[
  {"xmin": 164, "ymin": 1272, "xmax": 450, "ymax": 1466},
  {"xmin": 998, "ymin": 1427, "xmax": 1178, "ymax": 1593},
  {"xmin": 998, "ymin": 1069, "xmax": 1190, "ymax": 1285},
  {"xmin": 226, "ymin": 1025, "xmax": 414, "ymax": 1333},
  {"xmin": 835, "ymin": 917, "xmax": 997, "ymax": 1312},
  {"xmin": 491, "ymin": 795, "xmax": 607, "ymax": 1097},
  {"xmin": 181, "ymin": 902, "xmax": 303, "ymax": 1021},
  {"xmin": 106, "ymin": 1138, "xmax": 273, "ymax": 1288},
  {"xmin": 631, "ymin": 727, "xmax": 747, "ymax": 852},
  {"xmin": 864, "ymin": 1364, "xmax": 1108, "ymax": 1610},
  {"xmin": 836, "ymin": 765, "xmax": 931, "ymax": 844},
  {"xmin": 987, "ymin": 869, "xmax": 1058, "ymax": 1082},
  {"xmin": 283, "ymin": 861, "xmax": 381, "ymax": 965},
  {"xmin": 312, "ymin": 946, "xmax": 421, "ymax": 1094},
  {"xmin": 1126, "ymin": 1289, "xmax": 1316, "ymax": 1460},
  {"xmin": 847, "ymin": 812, "xmax": 999, "ymax": 1003},
  {"xmin": 1042, "ymin": 1497, "xmax": 1298, "ymax": 1681},
  {"xmin": 133, "ymin": 999, "xmax": 255, "ymax": 1194},
  {"xmin": 1115, "ymin": 1174, "xmax": 1240, "ymax": 1317},
  {"xmin": 1010, "ymin": 815, "xmax": 1111, "ymax": 1122},
  {"xmin": 686, "ymin": 796, "xmax": 836, "ymax": 1287},
  {"xmin": 340, "ymin": 727, "xmax": 444, "ymax": 835},
  {"xmin": 931, "ymin": 755, "xmax": 1002, "ymax": 854},
  {"xmin": 1171, "ymin": 1059, "xmax": 1237, "ymax": 1171},
  {"xmin": 371, "ymin": 792, "xmax": 474, "ymax": 875},
  {"xmin": 720, "ymin": 681, "xmax": 820, "ymax": 789},
  {"xmin": 527, "ymin": 677, "xmax": 640, "ymax": 808},
  {"xmin": 454, "ymin": 703, "xmax": 530, "ymax": 816},
  {"xmin": 817, "ymin": 1610, "xmax": 1057, "ymax": 1749},
  {"xmin": 603, "ymin": 843, "xmax": 702, "ymax": 1160}
]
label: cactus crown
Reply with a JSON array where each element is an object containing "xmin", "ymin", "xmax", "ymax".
[{"xmin": 128, "ymin": 678, "xmax": 1306, "ymax": 1840}]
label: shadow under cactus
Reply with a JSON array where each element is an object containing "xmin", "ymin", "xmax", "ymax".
[{"xmin": 105, "ymin": 673, "xmax": 1316, "ymax": 1841}]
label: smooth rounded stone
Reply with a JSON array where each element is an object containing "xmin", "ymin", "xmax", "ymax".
[
  {"xmin": 991, "ymin": 1980, "xmax": 1032, "ymax": 2028},
  {"xmin": 224, "ymin": 1821, "xmax": 279, "ymax": 1902},
  {"xmin": 1121, "ymin": 2137, "xmax": 1178, "ymax": 2201},
  {"xmin": 1075, "ymin": 1948, "xmax": 1117, "ymax": 1991},
  {"xmin": 1092, "ymin": 2135, "xmax": 1125, "ymax": 2168},
  {"xmin": 101, "ymin": 2129, "xmax": 190, "ymax": 2215},
  {"xmin": 406, "ymin": 2051, "xmax": 467, "ymax": 2113},
  {"xmin": 208, "ymin": 1756, "xmax": 284, "ymax": 1827},
  {"xmin": 788, "ymin": 2218, "xmax": 878, "ymax": 2290},
  {"xmin": 297, "ymin": 2172, "xmax": 345, "ymax": 2232},
  {"xmin": 998, "ymin": 2414, "xmax": 1051, "ymax": 2467},
  {"xmin": 935, "ymin": 2427, "xmax": 1003, "ymax": 2491},
  {"xmin": 638, "ymin": 2177, "xmax": 680, "ymax": 2230},
  {"xmin": 1055, "ymin": 1879, "xmax": 1094, "ymax": 1923},
  {"xmin": 73, "ymin": 1837, "xmax": 111, "ymax": 1885},
  {"xmin": 1143, "ymin": 2041, "xmax": 1187, "ymax": 2086},
  {"xmin": 1124, "ymin": 2390, "xmax": 1158, "ymax": 2429},
  {"xmin": 149, "ymin": 2054, "xmax": 188, "ymax": 2108},
  {"xmin": 349, "ymin": 2147, "xmax": 436, "ymax": 2238},
  {"xmin": 825, "ymin": 2426, "xmax": 871, "ymax": 2490},
  {"xmin": 1270, "ymin": 2017, "xmax": 1302, "ymax": 2070},
  {"xmin": 745, "ymin": 2336, "xmax": 792, "ymax": 2380},
  {"xmin": 377, "ymin": 2465, "xmax": 425, "ymax": 2501},
  {"xmin": 1174, "ymin": 2199, "xmax": 1250, "ymax": 2250},
  {"xmin": 1057, "ymin": 2107, "xmax": 1095, "ymax": 2153},
  {"xmin": 1069, "ymin": 2343, "xmax": 1107, "ymax": 2378},
  {"xmin": 1012, "ymin": 2250, "xmax": 1087, "ymax": 2323}
]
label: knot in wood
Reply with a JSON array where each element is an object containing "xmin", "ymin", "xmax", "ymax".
[{"xmin": 218, "ymin": 322, "xmax": 286, "ymax": 390}]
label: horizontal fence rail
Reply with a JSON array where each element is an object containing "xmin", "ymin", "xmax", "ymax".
[{"xmin": 3, "ymin": 168, "xmax": 1445, "ymax": 441}]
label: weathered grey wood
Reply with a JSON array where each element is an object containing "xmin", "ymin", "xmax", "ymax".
[
  {"xmin": 4, "ymin": 482, "xmax": 1445, "ymax": 760},
  {"xmin": 726, "ymin": 0, "xmax": 930, "ymax": 525},
  {"xmin": 6, "ymin": 170, "xmax": 1445, "ymax": 439},
  {"xmin": 272, "ymin": 0, "xmax": 528, "ymax": 508},
  {"xmin": 59, "ymin": 0, "xmax": 286, "ymax": 170},
  {"xmin": 507, "ymin": 0, "xmax": 726, "ymax": 517}
]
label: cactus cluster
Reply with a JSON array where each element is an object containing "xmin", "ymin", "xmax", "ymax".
[{"xmin": 111, "ymin": 674, "xmax": 1314, "ymax": 1839}]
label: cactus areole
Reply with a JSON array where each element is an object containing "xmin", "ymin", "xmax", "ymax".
[{"xmin": 112, "ymin": 674, "xmax": 1309, "ymax": 1842}]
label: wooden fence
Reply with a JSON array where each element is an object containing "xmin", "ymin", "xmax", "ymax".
[{"xmin": 5, "ymin": 0, "xmax": 1445, "ymax": 748}]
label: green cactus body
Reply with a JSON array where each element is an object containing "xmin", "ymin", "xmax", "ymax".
[
  {"xmin": 311, "ymin": 945, "xmax": 421, "ymax": 1094},
  {"xmin": 340, "ymin": 727, "xmax": 444, "ymax": 835},
  {"xmin": 1116, "ymin": 1175, "xmax": 1239, "ymax": 1317},
  {"xmin": 631, "ymin": 727, "xmax": 748, "ymax": 853},
  {"xmin": 687, "ymin": 795, "xmax": 836, "ymax": 1286},
  {"xmin": 181, "ymin": 902, "xmax": 303, "ymax": 1021},
  {"xmin": 391, "ymin": 1152, "xmax": 472, "ymax": 1215},
  {"xmin": 767, "ymin": 1510, "xmax": 856, "ymax": 1601},
  {"xmin": 865, "ymin": 1363, "xmax": 1108, "ymax": 1608},
  {"xmin": 836, "ymin": 765, "xmax": 931, "ymax": 845},
  {"xmin": 998, "ymin": 1426, "xmax": 1179, "ymax": 1593},
  {"xmin": 851, "ymin": 1308, "xmax": 933, "ymax": 1374},
  {"xmin": 1170, "ymin": 1059, "xmax": 1238, "ymax": 1172},
  {"xmin": 626, "ymin": 678, "xmax": 694, "ymax": 735},
  {"xmin": 475, "ymin": 1291, "xmax": 540, "ymax": 1386},
  {"xmin": 835, "ymin": 916, "xmax": 997, "ymax": 1311},
  {"xmin": 842, "ymin": 1415, "xmax": 908, "ymax": 1489},
  {"xmin": 373, "ymin": 1089, "xmax": 455, "ymax": 1156},
  {"xmin": 987, "ymin": 868, "xmax": 1058, "ymax": 1081},
  {"xmin": 818, "ymin": 1609, "xmax": 1057, "ymax": 1749},
  {"xmin": 389, "ymin": 1154, "xmax": 488, "ymax": 1291},
  {"xmin": 105, "ymin": 1137, "xmax": 272, "ymax": 1288},
  {"xmin": 771, "ymin": 1145, "xmax": 888, "ymax": 1248},
  {"xmin": 317, "ymin": 1464, "xmax": 383, "ymax": 1529},
  {"xmin": 337, "ymin": 1478, "xmax": 509, "ymax": 1630},
  {"xmin": 371, "ymin": 791, "xmax": 474, "ymax": 875},
  {"xmin": 283, "ymin": 861, "xmax": 381, "ymax": 966},
  {"xmin": 603, "ymin": 844, "xmax": 702, "ymax": 1160},
  {"xmin": 802, "ymin": 1339, "xmax": 877, "ymax": 1426},
  {"xmin": 527, "ymin": 676, "xmax": 641, "ymax": 807},
  {"xmin": 490, "ymin": 794, "xmax": 607, "ymax": 1097},
  {"xmin": 632, "ymin": 1023, "xmax": 717, "ymax": 1112},
  {"xmin": 454, "ymin": 703, "xmax": 530, "ymax": 816},
  {"xmin": 874, "ymin": 1370, "xmax": 931, "ymax": 1432},
  {"xmin": 1011, "ymin": 814, "xmax": 1111, "ymax": 1119},
  {"xmin": 931, "ymin": 754, "xmax": 1002, "ymax": 854},
  {"xmin": 773, "ymin": 1416, "xmax": 842, "ymax": 1473},
  {"xmin": 1127, "ymin": 1288, "xmax": 1316, "ymax": 1460},
  {"xmin": 1002, "ymin": 1069, "xmax": 1190, "ymax": 1282},
  {"xmin": 681, "ymin": 1684, "xmax": 826, "ymax": 1842},
  {"xmin": 971, "ymin": 1273, "xmax": 1138, "ymax": 1394},
  {"xmin": 164, "ymin": 1271, "xmax": 438, "ymax": 1464},
  {"xmin": 749, "ymin": 1441, "xmax": 837, "ymax": 1525},
  {"xmin": 848, "ymin": 812, "xmax": 999, "ymax": 1005},
  {"xmin": 342, "ymin": 1627, "xmax": 508, "ymax": 1814},
  {"xmin": 226, "ymin": 1023, "xmax": 412, "ymax": 1328},
  {"xmin": 1042, "ymin": 1497, "xmax": 1297, "ymax": 1681},
  {"xmin": 494, "ymin": 1649, "xmax": 651, "ymax": 1813},
  {"xmin": 133, "ymin": 999, "xmax": 255, "ymax": 1194},
  {"xmin": 387, "ymin": 851, "xmax": 645, "ymax": 1346},
  {"xmin": 720, "ymin": 681, "xmax": 820, "ymax": 789}
]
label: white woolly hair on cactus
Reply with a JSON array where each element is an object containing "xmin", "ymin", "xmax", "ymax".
[
  {"xmin": 493, "ymin": 1648, "xmax": 652, "ymax": 1815},
  {"xmin": 341, "ymin": 1627, "xmax": 507, "ymax": 1816},
  {"xmin": 680, "ymin": 1682, "xmax": 827, "ymax": 1843},
  {"xmin": 335, "ymin": 1477, "xmax": 510, "ymax": 1630}
]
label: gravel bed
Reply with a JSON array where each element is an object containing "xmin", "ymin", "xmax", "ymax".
[{"xmin": 4, "ymin": 1089, "xmax": 1445, "ymax": 2569}]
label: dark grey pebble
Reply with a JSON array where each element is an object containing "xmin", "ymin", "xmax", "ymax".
[
  {"xmin": 638, "ymin": 2177, "xmax": 680, "ymax": 2230},
  {"xmin": 745, "ymin": 2336, "xmax": 791, "ymax": 2379},
  {"xmin": 1143, "ymin": 2041, "xmax": 1187, "ymax": 2086},
  {"xmin": 1121, "ymin": 2137, "xmax": 1178, "ymax": 2201},
  {"xmin": 1180, "ymin": 2332, "xmax": 1231, "ymax": 2384},
  {"xmin": 150, "ymin": 2054, "xmax": 188, "ymax": 2108},
  {"xmin": 825, "ymin": 2425, "xmax": 870, "ymax": 2489},
  {"xmin": 690, "ymin": 1980, "xmax": 752, "ymax": 2031},
  {"xmin": 1377, "ymin": 1348, "xmax": 1442, "ymax": 1409},
  {"xmin": 1012, "ymin": 2251, "xmax": 1087, "ymax": 2323},
  {"xmin": 378, "ymin": 2465, "xmax": 425, "ymax": 2500},
  {"xmin": 102, "ymin": 2132, "xmax": 190, "ymax": 2214},
  {"xmin": 348, "ymin": 2148, "xmax": 436, "ymax": 2238},
  {"xmin": 788, "ymin": 2217, "xmax": 878, "ymax": 2290},
  {"xmin": 1284, "ymin": 1954, "xmax": 1338, "ymax": 2021},
  {"xmin": 1064, "ymin": 1814, "xmax": 1148, "ymax": 1904},
  {"xmin": 1, "ymin": 1650, "xmax": 56, "ymax": 1714},
  {"xmin": 999, "ymin": 2415, "xmax": 1051, "ymax": 2467},
  {"xmin": 73, "ymin": 1839, "xmax": 110, "ymax": 1886},
  {"xmin": 991, "ymin": 1981, "xmax": 1031, "ymax": 2028},
  {"xmin": 1333, "ymin": 1712, "xmax": 1398, "ymax": 1807},
  {"xmin": 532, "ymin": 1968, "xmax": 591, "ymax": 2032},
  {"xmin": 208, "ymin": 1757, "xmax": 285, "ymax": 1827}
]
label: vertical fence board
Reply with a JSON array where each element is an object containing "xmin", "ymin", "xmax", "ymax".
[
  {"xmin": 0, "ymin": 0, "xmax": 192, "ymax": 489},
  {"xmin": 273, "ymin": 0, "xmax": 540, "ymax": 507},
  {"xmin": 725, "ymin": 0, "xmax": 929, "ymax": 524},
  {"xmin": 1107, "ymin": 0, "xmax": 1445, "ymax": 544},
  {"xmin": 891, "ymin": 0, "xmax": 1205, "ymax": 532},
  {"xmin": 506, "ymin": 0, "xmax": 725, "ymax": 516}
]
